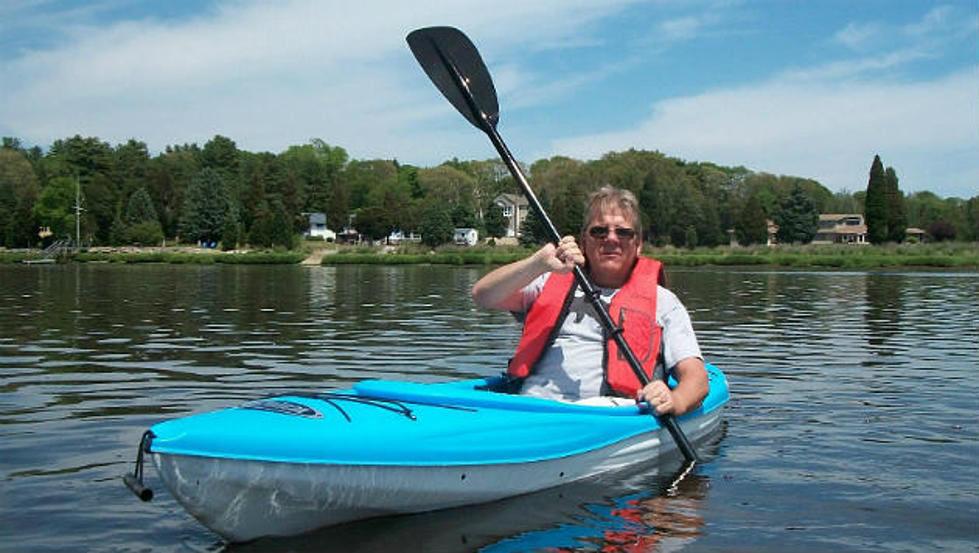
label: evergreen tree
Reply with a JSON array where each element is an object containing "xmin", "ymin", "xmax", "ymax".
[
  {"xmin": 518, "ymin": 209, "xmax": 550, "ymax": 247},
  {"xmin": 123, "ymin": 187, "xmax": 159, "ymax": 225},
  {"xmin": 0, "ymin": 148, "xmax": 40, "ymax": 247},
  {"xmin": 247, "ymin": 200, "xmax": 294, "ymax": 249},
  {"xmin": 884, "ymin": 167, "xmax": 907, "ymax": 243},
  {"xmin": 775, "ymin": 184, "xmax": 818, "ymax": 243},
  {"xmin": 483, "ymin": 203, "xmax": 507, "ymax": 238},
  {"xmin": 735, "ymin": 194, "xmax": 768, "ymax": 246},
  {"xmin": 220, "ymin": 216, "xmax": 241, "ymax": 251},
  {"xmin": 179, "ymin": 168, "xmax": 233, "ymax": 245},
  {"xmin": 865, "ymin": 154, "xmax": 888, "ymax": 244}
]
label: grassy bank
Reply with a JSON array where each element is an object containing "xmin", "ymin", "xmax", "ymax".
[
  {"xmin": 322, "ymin": 249, "xmax": 527, "ymax": 266},
  {"xmin": 650, "ymin": 243, "xmax": 978, "ymax": 269},
  {"xmin": 321, "ymin": 242, "xmax": 977, "ymax": 269},
  {"xmin": 0, "ymin": 249, "xmax": 305, "ymax": 264},
  {"xmin": 4, "ymin": 242, "xmax": 976, "ymax": 268},
  {"xmin": 74, "ymin": 250, "xmax": 307, "ymax": 264}
]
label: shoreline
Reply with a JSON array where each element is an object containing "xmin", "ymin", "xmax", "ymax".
[{"xmin": 2, "ymin": 243, "xmax": 977, "ymax": 269}]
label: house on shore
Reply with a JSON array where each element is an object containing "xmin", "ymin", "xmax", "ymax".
[
  {"xmin": 813, "ymin": 214, "xmax": 868, "ymax": 245},
  {"xmin": 303, "ymin": 212, "xmax": 336, "ymax": 242},
  {"xmin": 386, "ymin": 230, "xmax": 422, "ymax": 245},
  {"xmin": 453, "ymin": 228, "xmax": 479, "ymax": 247},
  {"xmin": 493, "ymin": 193, "xmax": 529, "ymax": 238},
  {"xmin": 905, "ymin": 227, "xmax": 927, "ymax": 243}
]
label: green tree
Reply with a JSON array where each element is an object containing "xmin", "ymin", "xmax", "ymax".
[
  {"xmin": 44, "ymin": 136, "xmax": 115, "ymax": 243},
  {"xmin": 201, "ymin": 135, "xmax": 239, "ymax": 176},
  {"xmin": 483, "ymin": 203, "xmax": 507, "ymax": 238},
  {"xmin": 450, "ymin": 203, "xmax": 477, "ymax": 228},
  {"xmin": 775, "ymin": 184, "xmax": 818, "ymax": 244},
  {"xmin": 884, "ymin": 167, "xmax": 907, "ymax": 243},
  {"xmin": 33, "ymin": 176, "xmax": 76, "ymax": 242},
  {"xmin": 419, "ymin": 204, "xmax": 454, "ymax": 247},
  {"xmin": 179, "ymin": 168, "xmax": 234, "ymax": 245},
  {"xmin": 115, "ymin": 187, "xmax": 164, "ymax": 245},
  {"xmin": 355, "ymin": 205, "xmax": 392, "ymax": 241},
  {"xmin": 220, "ymin": 216, "xmax": 241, "ymax": 251},
  {"xmin": 148, "ymin": 146, "xmax": 200, "ymax": 238},
  {"xmin": 519, "ymin": 209, "xmax": 550, "ymax": 247},
  {"xmin": 123, "ymin": 187, "xmax": 159, "ymax": 225},
  {"xmin": 113, "ymin": 139, "xmax": 151, "ymax": 202},
  {"xmin": 417, "ymin": 164, "xmax": 476, "ymax": 208},
  {"xmin": 248, "ymin": 200, "xmax": 294, "ymax": 249},
  {"xmin": 0, "ymin": 148, "xmax": 40, "ymax": 247},
  {"xmin": 865, "ymin": 154, "xmax": 888, "ymax": 244},
  {"xmin": 735, "ymin": 194, "xmax": 768, "ymax": 246},
  {"xmin": 964, "ymin": 197, "xmax": 979, "ymax": 242}
]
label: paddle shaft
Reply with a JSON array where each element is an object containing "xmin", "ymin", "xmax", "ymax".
[{"xmin": 426, "ymin": 42, "xmax": 699, "ymax": 463}]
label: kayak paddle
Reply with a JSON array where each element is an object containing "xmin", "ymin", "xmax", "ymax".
[{"xmin": 406, "ymin": 26, "xmax": 700, "ymax": 463}]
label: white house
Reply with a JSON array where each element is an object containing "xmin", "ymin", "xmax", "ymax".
[
  {"xmin": 453, "ymin": 227, "xmax": 479, "ymax": 246},
  {"xmin": 304, "ymin": 212, "xmax": 336, "ymax": 241},
  {"xmin": 387, "ymin": 230, "xmax": 422, "ymax": 244}
]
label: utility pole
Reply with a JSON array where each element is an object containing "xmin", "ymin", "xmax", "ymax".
[{"xmin": 73, "ymin": 174, "xmax": 84, "ymax": 252}]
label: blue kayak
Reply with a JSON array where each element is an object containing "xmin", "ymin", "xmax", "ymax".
[{"xmin": 130, "ymin": 364, "xmax": 729, "ymax": 542}]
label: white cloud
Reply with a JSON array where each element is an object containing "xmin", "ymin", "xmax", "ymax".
[
  {"xmin": 547, "ymin": 66, "xmax": 979, "ymax": 197},
  {"xmin": 0, "ymin": 0, "xmax": 641, "ymax": 158}
]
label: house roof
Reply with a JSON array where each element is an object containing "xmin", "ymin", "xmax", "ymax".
[
  {"xmin": 493, "ymin": 193, "xmax": 529, "ymax": 207},
  {"xmin": 819, "ymin": 213, "xmax": 862, "ymax": 221}
]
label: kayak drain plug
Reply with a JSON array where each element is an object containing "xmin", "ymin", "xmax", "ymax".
[{"xmin": 123, "ymin": 431, "xmax": 154, "ymax": 502}]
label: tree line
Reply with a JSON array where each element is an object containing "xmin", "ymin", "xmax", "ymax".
[{"xmin": 1, "ymin": 135, "xmax": 976, "ymax": 251}]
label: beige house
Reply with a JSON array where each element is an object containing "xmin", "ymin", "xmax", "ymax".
[
  {"xmin": 493, "ymin": 193, "xmax": 529, "ymax": 238},
  {"xmin": 813, "ymin": 214, "xmax": 868, "ymax": 245}
]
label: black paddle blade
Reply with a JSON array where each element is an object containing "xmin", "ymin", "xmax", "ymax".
[{"xmin": 407, "ymin": 26, "xmax": 499, "ymax": 131}]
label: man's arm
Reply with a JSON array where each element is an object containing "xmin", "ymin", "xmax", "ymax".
[
  {"xmin": 637, "ymin": 356, "xmax": 709, "ymax": 416},
  {"xmin": 471, "ymin": 236, "xmax": 582, "ymax": 311}
]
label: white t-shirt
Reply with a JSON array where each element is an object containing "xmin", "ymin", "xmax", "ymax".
[{"xmin": 515, "ymin": 272, "xmax": 702, "ymax": 401}]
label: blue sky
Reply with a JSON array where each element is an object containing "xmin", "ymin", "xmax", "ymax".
[{"xmin": 1, "ymin": 0, "xmax": 976, "ymax": 198}]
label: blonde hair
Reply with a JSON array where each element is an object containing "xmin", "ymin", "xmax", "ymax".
[{"xmin": 581, "ymin": 186, "xmax": 643, "ymax": 240}]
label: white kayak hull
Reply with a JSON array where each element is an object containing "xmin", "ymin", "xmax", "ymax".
[{"xmin": 151, "ymin": 409, "xmax": 722, "ymax": 542}]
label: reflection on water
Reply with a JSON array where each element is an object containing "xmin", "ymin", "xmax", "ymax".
[{"xmin": 1, "ymin": 264, "xmax": 977, "ymax": 552}]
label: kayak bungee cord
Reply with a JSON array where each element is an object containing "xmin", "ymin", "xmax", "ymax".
[
  {"xmin": 122, "ymin": 430, "xmax": 154, "ymax": 502},
  {"xmin": 241, "ymin": 392, "xmax": 480, "ymax": 424}
]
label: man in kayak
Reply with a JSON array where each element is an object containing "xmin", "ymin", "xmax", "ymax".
[{"xmin": 471, "ymin": 186, "xmax": 708, "ymax": 416}]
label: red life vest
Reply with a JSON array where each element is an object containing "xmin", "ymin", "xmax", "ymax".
[{"xmin": 508, "ymin": 257, "xmax": 664, "ymax": 397}]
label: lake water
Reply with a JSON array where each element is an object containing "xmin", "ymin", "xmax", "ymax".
[{"xmin": 1, "ymin": 263, "xmax": 976, "ymax": 552}]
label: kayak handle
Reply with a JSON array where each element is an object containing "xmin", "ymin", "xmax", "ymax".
[{"xmin": 123, "ymin": 431, "xmax": 154, "ymax": 502}]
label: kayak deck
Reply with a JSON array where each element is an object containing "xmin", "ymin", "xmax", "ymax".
[{"xmin": 148, "ymin": 364, "xmax": 728, "ymax": 466}]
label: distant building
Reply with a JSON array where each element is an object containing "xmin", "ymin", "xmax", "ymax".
[
  {"xmin": 387, "ymin": 230, "xmax": 421, "ymax": 244},
  {"xmin": 813, "ymin": 214, "xmax": 867, "ymax": 245},
  {"xmin": 493, "ymin": 193, "xmax": 529, "ymax": 238},
  {"xmin": 304, "ymin": 212, "xmax": 336, "ymax": 241},
  {"xmin": 905, "ymin": 227, "xmax": 927, "ymax": 243},
  {"xmin": 454, "ymin": 228, "xmax": 479, "ymax": 247},
  {"xmin": 337, "ymin": 227, "xmax": 361, "ymax": 244}
]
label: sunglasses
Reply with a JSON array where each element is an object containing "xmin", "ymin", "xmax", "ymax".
[{"xmin": 587, "ymin": 225, "xmax": 637, "ymax": 240}]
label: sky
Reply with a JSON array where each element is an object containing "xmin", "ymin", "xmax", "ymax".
[{"xmin": 1, "ymin": 0, "xmax": 976, "ymax": 199}]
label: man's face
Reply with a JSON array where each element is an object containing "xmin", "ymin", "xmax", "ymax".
[{"xmin": 582, "ymin": 207, "xmax": 641, "ymax": 288}]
